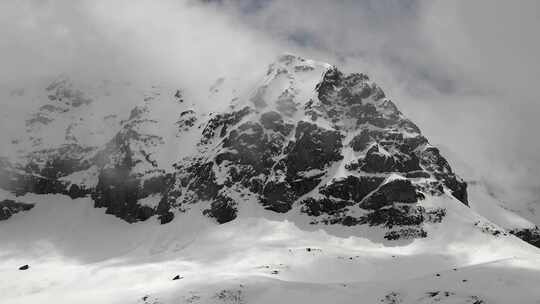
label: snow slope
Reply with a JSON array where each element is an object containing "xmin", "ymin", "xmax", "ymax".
[{"xmin": 1, "ymin": 190, "xmax": 539, "ymax": 303}]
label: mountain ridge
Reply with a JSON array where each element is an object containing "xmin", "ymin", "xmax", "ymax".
[
  {"xmin": 0, "ymin": 54, "xmax": 537, "ymax": 246},
  {"xmin": 2, "ymin": 54, "xmax": 540, "ymax": 304}
]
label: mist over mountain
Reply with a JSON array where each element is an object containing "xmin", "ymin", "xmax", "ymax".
[{"xmin": 1, "ymin": 1, "xmax": 540, "ymax": 303}]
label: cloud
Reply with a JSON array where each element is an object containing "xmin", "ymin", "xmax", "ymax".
[
  {"xmin": 0, "ymin": 0, "xmax": 281, "ymax": 89},
  {"xmin": 417, "ymin": 1, "xmax": 540, "ymax": 198},
  {"xmin": 209, "ymin": 0, "xmax": 540, "ymax": 204},
  {"xmin": 0, "ymin": 0, "xmax": 538, "ymax": 206}
]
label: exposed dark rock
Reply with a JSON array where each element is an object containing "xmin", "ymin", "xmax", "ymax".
[
  {"xmin": 261, "ymin": 181, "xmax": 296, "ymax": 213},
  {"xmin": 176, "ymin": 110, "xmax": 197, "ymax": 131},
  {"xmin": 405, "ymin": 171, "xmax": 431, "ymax": 179},
  {"xmin": 0, "ymin": 160, "xmax": 76, "ymax": 197},
  {"xmin": 218, "ymin": 121, "xmax": 282, "ymax": 173},
  {"xmin": 0, "ymin": 200, "xmax": 34, "ymax": 220},
  {"xmin": 319, "ymin": 176, "xmax": 384, "ymax": 202},
  {"xmin": 300, "ymin": 197, "xmax": 352, "ymax": 217},
  {"xmin": 67, "ymin": 184, "xmax": 90, "ymax": 198},
  {"xmin": 474, "ymin": 221, "xmax": 507, "ymax": 236},
  {"xmin": 401, "ymin": 136, "xmax": 428, "ymax": 153},
  {"xmin": 158, "ymin": 211, "xmax": 175, "ymax": 225},
  {"xmin": 510, "ymin": 227, "xmax": 540, "ymax": 248},
  {"xmin": 384, "ymin": 227, "xmax": 427, "ymax": 240},
  {"xmin": 355, "ymin": 145, "xmax": 421, "ymax": 173},
  {"xmin": 361, "ymin": 145, "xmax": 396, "ymax": 172},
  {"xmin": 91, "ymin": 153, "xmax": 173, "ymax": 223},
  {"xmin": 362, "ymin": 205, "xmax": 425, "ymax": 228},
  {"xmin": 174, "ymin": 89, "xmax": 183, "ymax": 102},
  {"xmin": 92, "ymin": 167, "xmax": 149, "ymax": 223},
  {"xmin": 441, "ymin": 174, "xmax": 468, "ymax": 205},
  {"xmin": 360, "ymin": 179, "xmax": 423, "ymax": 210},
  {"xmin": 18, "ymin": 265, "xmax": 30, "ymax": 271},
  {"xmin": 1, "ymin": 58, "xmax": 470, "ymax": 233},
  {"xmin": 318, "ymin": 68, "xmax": 375, "ymax": 106},
  {"xmin": 201, "ymin": 107, "xmax": 251, "ymax": 144},
  {"xmin": 184, "ymin": 161, "xmax": 222, "ymax": 202},
  {"xmin": 381, "ymin": 292, "xmax": 402, "ymax": 304},
  {"xmin": 425, "ymin": 208, "xmax": 447, "ymax": 223},
  {"xmin": 259, "ymin": 111, "xmax": 294, "ymax": 135},
  {"xmin": 285, "ymin": 121, "xmax": 343, "ymax": 177},
  {"xmin": 203, "ymin": 195, "xmax": 237, "ymax": 224},
  {"xmin": 25, "ymin": 144, "xmax": 95, "ymax": 179},
  {"xmin": 350, "ymin": 130, "xmax": 373, "ymax": 152},
  {"xmin": 420, "ymin": 147, "xmax": 451, "ymax": 173}
]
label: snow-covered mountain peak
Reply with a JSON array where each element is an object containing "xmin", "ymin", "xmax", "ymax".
[
  {"xmin": 2, "ymin": 54, "xmax": 540, "ymax": 304},
  {"xmin": 0, "ymin": 55, "xmax": 538, "ymax": 245},
  {"xmin": 1, "ymin": 54, "xmax": 469, "ymax": 226},
  {"xmin": 244, "ymin": 54, "xmax": 330, "ymax": 116}
]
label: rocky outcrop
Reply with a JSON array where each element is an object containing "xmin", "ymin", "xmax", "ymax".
[
  {"xmin": 0, "ymin": 157, "xmax": 89, "ymax": 198},
  {"xmin": 0, "ymin": 199, "xmax": 34, "ymax": 220},
  {"xmin": 510, "ymin": 227, "xmax": 540, "ymax": 248},
  {"xmin": 203, "ymin": 195, "xmax": 237, "ymax": 224},
  {"xmin": 0, "ymin": 55, "xmax": 468, "ymax": 236},
  {"xmin": 319, "ymin": 176, "xmax": 384, "ymax": 202},
  {"xmin": 360, "ymin": 179, "xmax": 423, "ymax": 210}
]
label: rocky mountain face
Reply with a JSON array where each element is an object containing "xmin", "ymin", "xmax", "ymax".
[{"xmin": 0, "ymin": 54, "xmax": 509, "ymax": 243}]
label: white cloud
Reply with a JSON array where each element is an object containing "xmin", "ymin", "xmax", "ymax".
[{"xmin": 0, "ymin": 0, "xmax": 538, "ymax": 204}]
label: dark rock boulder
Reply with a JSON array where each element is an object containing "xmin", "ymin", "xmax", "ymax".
[
  {"xmin": 18, "ymin": 265, "xmax": 30, "ymax": 271},
  {"xmin": 261, "ymin": 181, "xmax": 296, "ymax": 213},
  {"xmin": 203, "ymin": 195, "xmax": 237, "ymax": 224},
  {"xmin": 67, "ymin": 184, "xmax": 91, "ymax": 199},
  {"xmin": 384, "ymin": 227, "xmax": 427, "ymax": 240},
  {"xmin": 0, "ymin": 199, "xmax": 34, "ymax": 220}
]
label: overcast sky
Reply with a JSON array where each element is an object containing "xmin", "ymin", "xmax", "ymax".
[{"xmin": 0, "ymin": 0, "xmax": 539, "ymax": 204}]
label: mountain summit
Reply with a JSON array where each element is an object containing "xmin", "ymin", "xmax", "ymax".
[
  {"xmin": 1, "ymin": 54, "xmax": 468, "ymax": 238},
  {"xmin": 1, "ymin": 55, "xmax": 540, "ymax": 304}
]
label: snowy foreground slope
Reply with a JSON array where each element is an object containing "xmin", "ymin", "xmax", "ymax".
[
  {"xmin": 1, "ymin": 191, "xmax": 540, "ymax": 303},
  {"xmin": 1, "ymin": 55, "xmax": 540, "ymax": 303}
]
